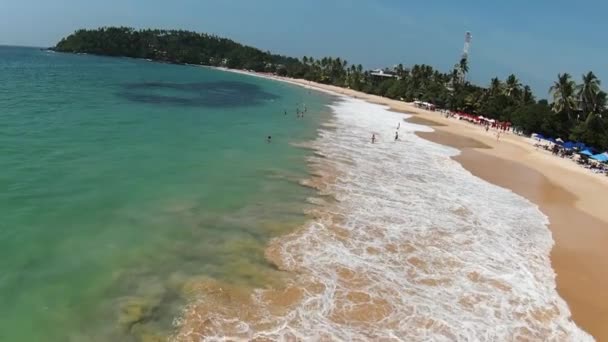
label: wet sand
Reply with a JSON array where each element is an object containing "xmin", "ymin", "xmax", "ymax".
[{"xmin": 208, "ymin": 68, "xmax": 608, "ymax": 340}]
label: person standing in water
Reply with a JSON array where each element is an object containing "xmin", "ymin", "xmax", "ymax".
[
  {"xmin": 284, "ymin": 109, "xmax": 287, "ymax": 116},
  {"xmin": 371, "ymin": 134, "xmax": 376, "ymax": 144},
  {"xmin": 267, "ymin": 135, "xmax": 272, "ymax": 143},
  {"xmin": 397, "ymin": 122, "xmax": 400, "ymax": 130},
  {"xmin": 395, "ymin": 131, "xmax": 399, "ymax": 141}
]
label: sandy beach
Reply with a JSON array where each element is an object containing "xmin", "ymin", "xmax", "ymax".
[{"xmin": 198, "ymin": 68, "xmax": 608, "ymax": 340}]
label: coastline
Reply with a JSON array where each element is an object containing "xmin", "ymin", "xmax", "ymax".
[{"xmin": 213, "ymin": 67, "xmax": 608, "ymax": 340}]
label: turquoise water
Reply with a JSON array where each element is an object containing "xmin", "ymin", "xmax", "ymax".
[{"xmin": 0, "ymin": 46, "xmax": 331, "ymax": 341}]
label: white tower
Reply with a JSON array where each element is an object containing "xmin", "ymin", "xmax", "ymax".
[
  {"xmin": 457, "ymin": 31, "xmax": 472, "ymax": 83},
  {"xmin": 462, "ymin": 31, "xmax": 472, "ymax": 60}
]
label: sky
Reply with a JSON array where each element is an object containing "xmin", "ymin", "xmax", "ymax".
[{"xmin": 1, "ymin": 0, "xmax": 606, "ymax": 96}]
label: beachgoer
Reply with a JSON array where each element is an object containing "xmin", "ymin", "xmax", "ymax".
[
  {"xmin": 485, "ymin": 125, "xmax": 489, "ymax": 132},
  {"xmin": 371, "ymin": 134, "xmax": 376, "ymax": 144},
  {"xmin": 496, "ymin": 132, "xmax": 501, "ymax": 141},
  {"xmin": 284, "ymin": 110, "xmax": 287, "ymax": 115},
  {"xmin": 267, "ymin": 135, "xmax": 272, "ymax": 143},
  {"xmin": 397, "ymin": 122, "xmax": 401, "ymax": 130},
  {"xmin": 395, "ymin": 131, "xmax": 399, "ymax": 141}
]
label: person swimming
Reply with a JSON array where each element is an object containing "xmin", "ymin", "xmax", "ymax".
[{"xmin": 267, "ymin": 135, "xmax": 272, "ymax": 143}]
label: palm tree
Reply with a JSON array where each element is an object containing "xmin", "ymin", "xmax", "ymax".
[
  {"xmin": 459, "ymin": 57, "xmax": 469, "ymax": 81},
  {"xmin": 593, "ymin": 90, "xmax": 607, "ymax": 113},
  {"xmin": 549, "ymin": 73, "xmax": 578, "ymax": 120},
  {"xmin": 521, "ymin": 85, "xmax": 534, "ymax": 104},
  {"xmin": 504, "ymin": 74, "xmax": 521, "ymax": 98},
  {"xmin": 577, "ymin": 71, "xmax": 601, "ymax": 115},
  {"xmin": 488, "ymin": 77, "xmax": 502, "ymax": 96}
]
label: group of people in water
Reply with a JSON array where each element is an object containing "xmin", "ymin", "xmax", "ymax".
[
  {"xmin": 371, "ymin": 121, "xmax": 401, "ymax": 144},
  {"xmin": 270, "ymin": 107, "xmax": 404, "ymax": 145},
  {"xmin": 268, "ymin": 104, "xmax": 308, "ymax": 143}
]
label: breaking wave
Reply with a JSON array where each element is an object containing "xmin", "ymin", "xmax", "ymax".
[{"xmin": 173, "ymin": 98, "xmax": 592, "ymax": 341}]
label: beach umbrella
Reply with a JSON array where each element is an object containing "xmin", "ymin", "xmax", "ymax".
[
  {"xmin": 579, "ymin": 149, "xmax": 594, "ymax": 157},
  {"xmin": 562, "ymin": 141, "xmax": 575, "ymax": 149},
  {"xmin": 591, "ymin": 153, "xmax": 608, "ymax": 162},
  {"xmin": 556, "ymin": 138, "xmax": 564, "ymax": 143},
  {"xmin": 574, "ymin": 142, "xmax": 586, "ymax": 150}
]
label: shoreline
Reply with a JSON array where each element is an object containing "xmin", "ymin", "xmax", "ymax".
[{"xmin": 214, "ymin": 67, "xmax": 608, "ymax": 340}]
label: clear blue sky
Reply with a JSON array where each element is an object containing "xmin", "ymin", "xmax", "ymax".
[{"xmin": 2, "ymin": 0, "xmax": 606, "ymax": 97}]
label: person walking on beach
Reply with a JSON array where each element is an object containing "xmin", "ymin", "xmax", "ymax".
[
  {"xmin": 496, "ymin": 131, "xmax": 501, "ymax": 141},
  {"xmin": 371, "ymin": 134, "xmax": 376, "ymax": 144},
  {"xmin": 395, "ymin": 131, "xmax": 399, "ymax": 141}
]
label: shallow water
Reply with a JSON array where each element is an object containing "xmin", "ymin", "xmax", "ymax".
[
  {"xmin": 175, "ymin": 98, "xmax": 592, "ymax": 341},
  {"xmin": 0, "ymin": 46, "xmax": 330, "ymax": 341}
]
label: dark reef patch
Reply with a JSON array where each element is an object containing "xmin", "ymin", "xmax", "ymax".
[{"xmin": 118, "ymin": 81, "xmax": 279, "ymax": 107}]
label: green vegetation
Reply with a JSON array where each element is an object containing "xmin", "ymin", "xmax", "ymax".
[{"xmin": 54, "ymin": 27, "xmax": 608, "ymax": 150}]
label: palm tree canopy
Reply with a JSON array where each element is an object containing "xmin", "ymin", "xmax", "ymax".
[
  {"xmin": 489, "ymin": 77, "xmax": 502, "ymax": 95},
  {"xmin": 549, "ymin": 73, "xmax": 578, "ymax": 118},
  {"xmin": 504, "ymin": 74, "xmax": 521, "ymax": 97},
  {"xmin": 577, "ymin": 71, "xmax": 601, "ymax": 114},
  {"xmin": 459, "ymin": 57, "xmax": 469, "ymax": 74}
]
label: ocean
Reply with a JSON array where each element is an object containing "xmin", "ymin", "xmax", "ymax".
[{"xmin": 0, "ymin": 46, "xmax": 331, "ymax": 341}]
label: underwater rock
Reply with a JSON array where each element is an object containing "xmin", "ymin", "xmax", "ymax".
[
  {"xmin": 131, "ymin": 323, "xmax": 168, "ymax": 342},
  {"xmin": 179, "ymin": 276, "xmax": 219, "ymax": 299},
  {"xmin": 117, "ymin": 296, "xmax": 159, "ymax": 328}
]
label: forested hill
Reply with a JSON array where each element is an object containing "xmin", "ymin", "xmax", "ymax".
[
  {"xmin": 54, "ymin": 27, "xmax": 607, "ymax": 150},
  {"xmin": 53, "ymin": 27, "xmax": 301, "ymax": 72}
]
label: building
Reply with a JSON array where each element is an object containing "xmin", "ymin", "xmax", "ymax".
[{"xmin": 370, "ymin": 68, "xmax": 396, "ymax": 78}]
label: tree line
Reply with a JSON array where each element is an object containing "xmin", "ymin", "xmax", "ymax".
[{"xmin": 54, "ymin": 27, "xmax": 607, "ymax": 150}]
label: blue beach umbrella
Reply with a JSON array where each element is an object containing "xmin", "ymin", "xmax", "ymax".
[
  {"xmin": 579, "ymin": 149, "xmax": 594, "ymax": 157},
  {"xmin": 591, "ymin": 153, "xmax": 608, "ymax": 162},
  {"xmin": 562, "ymin": 141, "xmax": 575, "ymax": 149},
  {"xmin": 545, "ymin": 137, "xmax": 557, "ymax": 143}
]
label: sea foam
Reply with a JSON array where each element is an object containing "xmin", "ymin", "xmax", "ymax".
[{"xmin": 174, "ymin": 98, "xmax": 593, "ymax": 341}]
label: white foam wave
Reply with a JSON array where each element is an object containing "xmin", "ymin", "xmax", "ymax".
[{"xmin": 178, "ymin": 97, "xmax": 593, "ymax": 341}]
